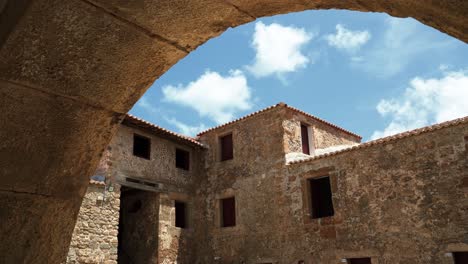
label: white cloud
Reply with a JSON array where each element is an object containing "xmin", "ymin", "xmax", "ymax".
[
  {"xmin": 165, "ymin": 118, "xmax": 207, "ymax": 137},
  {"xmin": 246, "ymin": 22, "xmax": 312, "ymax": 78},
  {"xmin": 162, "ymin": 70, "xmax": 252, "ymax": 124},
  {"xmin": 136, "ymin": 97, "xmax": 161, "ymax": 114},
  {"xmin": 439, "ymin": 64, "xmax": 450, "ymax": 72},
  {"xmin": 371, "ymin": 69, "xmax": 468, "ymax": 139},
  {"xmin": 326, "ymin": 24, "xmax": 371, "ymax": 52},
  {"xmin": 353, "ymin": 17, "xmax": 453, "ymax": 78}
]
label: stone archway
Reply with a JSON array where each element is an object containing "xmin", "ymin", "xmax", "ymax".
[{"xmin": 0, "ymin": 0, "xmax": 466, "ymax": 262}]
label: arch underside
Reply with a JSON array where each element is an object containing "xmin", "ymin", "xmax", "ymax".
[{"xmin": 0, "ymin": 0, "xmax": 466, "ymax": 262}]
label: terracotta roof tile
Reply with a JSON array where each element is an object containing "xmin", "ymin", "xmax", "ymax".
[
  {"xmin": 288, "ymin": 115, "xmax": 468, "ymax": 165},
  {"xmin": 197, "ymin": 103, "xmax": 281, "ymax": 136},
  {"xmin": 89, "ymin": 179, "xmax": 106, "ymax": 186},
  {"xmin": 123, "ymin": 114, "xmax": 205, "ymax": 148},
  {"xmin": 197, "ymin": 102, "xmax": 361, "ymax": 139}
]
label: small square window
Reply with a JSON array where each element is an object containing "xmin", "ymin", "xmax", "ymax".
[
  {"xmin": 220, "ymin": 197, "xmax": 236, "ymax": 227},
  {"xmin": 175, "ymin": 201, "xmax": 187, "ymax": 228},
  {"xmin": 453, "ymin": 252, "xmax": 468, "ymax": 264},
  {"xmin": 133, "ymin": 134, "xmax": 151, "ymax": 159},
  {"xmin": 347, "ymin": 258, "xmax": 371, "ymax": 264},
  {"xmin": 308, "ymin": 176, "xmax": 334, "ymax": 219},
  {"xmin": 220, "ymin": 134, "xmax": 233, "ymax": 161},
  {"xmin": 175, "ymin": 148, "xmax": 190, "ymax": 170}
]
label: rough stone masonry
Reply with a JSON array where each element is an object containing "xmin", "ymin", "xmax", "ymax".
[
  {"xmin": 66, "ymin": 103, "xmax": 468, "ymax": 264},
  {"xmin": 2, "ymin": 1, "xmax": 468, "ymax": 262}
]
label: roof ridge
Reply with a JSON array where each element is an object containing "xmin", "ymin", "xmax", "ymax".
[
  {"xmin": 282, "ymin": 104, "xmax": 361, "ymax": 139},
  {"xmin": 124, "ymin": 114, "xmax": 205, "ymax": 147},
  {"xmin": 196, "ymin": 103, "xmax": 283, "ymax": 136},
  {"xmin": 288, "ymin": 115, "xmax": 468, "ymax": 165},
  {"xmin": 196, "ymin": 102, "xmax": 360, "ymax": 138}
]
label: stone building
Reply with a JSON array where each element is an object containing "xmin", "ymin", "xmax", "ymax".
[{"xmin": 66, "ymin": 103, "xmax": 468, "ymax": 264}]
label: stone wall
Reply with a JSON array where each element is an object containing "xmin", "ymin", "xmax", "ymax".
[
  {"xmin": 67, "ymin": 122, "xmax": 205, "ymax": 264},
  {"xmin": 66, "ymin": 184, "xmax": 120, "ymax": 264},
  {"xmin": 158, "ymin": 193, "xmax": 194, "ymax": 263},
  {"xmin": 66, "ymin": 148, "xmax": 120, "ymax": 264},
  {"xmin": 195, "ymin": 106, "xmax": 289, "ymax": 263},
  {"xmin": 110, "ymin": 125, "xmax": 203, "ymax": 193},
  {"xmin": 193, "ymin": 116, "xmax": 468, "ymax": 263},
  {"xmin": 281, "ymin": 123, "xmax": 468, "ymax": 263},
  {"xmin": 66, "ymin": 109, "xmax": 468, "ymax": 264},
  {"xmin": 282, "ymin": 107, "xmax": 361, "ymax": 154}
]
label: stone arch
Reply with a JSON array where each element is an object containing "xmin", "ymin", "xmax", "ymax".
[{"xmin": 0, "ymin": 0, "xmax": 466, "ymax": 262}]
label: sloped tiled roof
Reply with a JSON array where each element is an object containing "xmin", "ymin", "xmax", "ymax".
[
  {"xmin": 197, "ymin": 103, "xmax": 281, "ymax": 136},
  {"xmin": 197, "ymin": 102, "xmax": 361, "ymax": 139},
  {"xmin": 123, "ymin": 114, "xmax": 205, "ymax": 148},
  {"xmin": 288, "ymin": 115, "xmax": 468, "ymax": 165},
  {"xmin": 284, "ymin": 104, "xmax": 361, "ymax": 139}
]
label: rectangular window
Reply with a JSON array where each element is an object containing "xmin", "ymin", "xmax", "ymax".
[
  {"xmin": 309, "ymin": 176, "xmax": 334, "ymax": 219},
  {"xmin": 301, "ymin": 124, "xmax": 310, "ymax": 155},
  {"xmin": 347, "ymin": 258, "xmax": 372, "ymax": 264},
  {"xmin": 175, "ymin": 148, "xmax": 190, "ymax": 170},
  {"xmin": 453, "ymin": 252, "xmax": 468, "ymax": 264},
  {"xmin": 175, "ymin": 201, "xmax": 187, "ymax": 228},
  {"xmin": 133, "ymin": 134, "xmax": 151, "ymax": 160},
  {"xmin": 220, "ymin": 134, "xmax": 233, "ymax": 161},
  {"xmin": 221, "ymin": 197, "xmax": 236, "ymax": 227}
]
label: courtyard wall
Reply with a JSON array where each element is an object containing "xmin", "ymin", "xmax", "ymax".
[{"xmin": 193, "ymin": 116, "xmax": 468, "ymax": 263}]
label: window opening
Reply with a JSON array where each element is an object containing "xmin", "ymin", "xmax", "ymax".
[
  {"xmin": 176, "ymin": 148, "xmax": 190, "ymax": 170},
  {"xmin": 309, "ymin": 176, "xmax": 334, "ymax": 219},
  {"xmin": 347, "ymin": 258, "xmax": 372, "ymax": 264},
  {"xmin": 221, "ymin": 197, "xmax": 236, "ymax": 227},
  {"xmin": 175, "ymin": 201, "xmax": 187, "ymax": 228},
  {"xmin": 220, "ymin": 134, "xmax": 233, "ymax": 161},
  {"xmin": 301, "ymin": 124, "xmax": 310, "ymax": 155},
  {"xmin": 133, "ymin": 134, "xmax": 151, "ymax": 159}
]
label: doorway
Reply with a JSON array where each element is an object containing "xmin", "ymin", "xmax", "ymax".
[{"xmin": 118, "ymin": 186, "xmax": 160, "ymax": 264}]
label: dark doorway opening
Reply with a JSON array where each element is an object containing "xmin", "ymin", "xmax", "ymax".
[
  {"xmin": 453, "ymin": 252, "xmax": 468, "ymax": 264},
  {"xmin": 118, "ymin": 186, "xmax": 160, "ymax": 264}
]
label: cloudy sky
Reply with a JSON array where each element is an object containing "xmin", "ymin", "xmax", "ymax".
[{"xmin": 130, "ymin": 10, "xmax": 468, "ymax": 141}]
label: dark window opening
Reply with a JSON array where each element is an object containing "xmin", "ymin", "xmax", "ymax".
[
  {"xmin": 309, "ymin": 176, "xmax": 334, "ymax": 219},
  {"xmin": 175, "ymin": 201, "xmax": 187, "ymax": 228},
  {"xmin": 301, "ymin": 124, "xmax": 310, "ymax": 155},
  {"xmin": 221, "ymin": 197, "xmax": 236, "ymax": 227},
  {"xmin": 133, "ymin": 134, "xmax": 151, "ymax": 159},
  {"xmin": 220, "ymin": 134, "xmax": 233, "ymax": 161},
  {"xmin": 347, "ymin": 258, "xmax": 372, "ymax": 264},
  {"xmin": 176, "ymin": 148, "xmax": 190, "ymax": 170},
  {"xmin": 453, "ymin": 252, "xmax": 468, "ymax": 264}
]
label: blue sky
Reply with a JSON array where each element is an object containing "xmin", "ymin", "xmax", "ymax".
[{"xmin": 130, "ymin": 10, "xmax": 468, "ymax": 141}]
